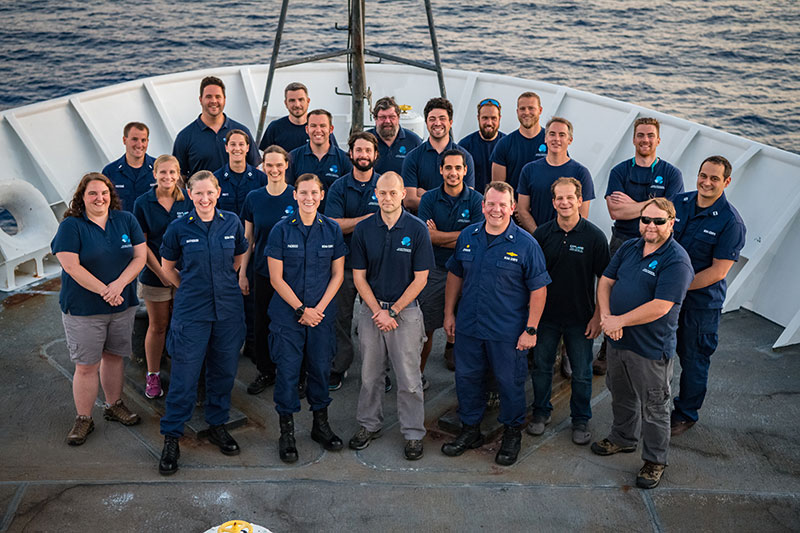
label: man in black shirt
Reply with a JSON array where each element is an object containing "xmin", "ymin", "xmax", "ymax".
[{"xmin": 529, "ymin": 177, "xmax": 610, "ymax": 444}]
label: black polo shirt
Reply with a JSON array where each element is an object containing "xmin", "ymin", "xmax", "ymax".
[{"xmin": 533, "ymin": 217, "xmax": 610, "ymax": 325}]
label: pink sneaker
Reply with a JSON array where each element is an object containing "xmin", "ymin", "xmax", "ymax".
[{"xmin": 145, "ymin": 373, "xmax": 163, "ymax": 399}]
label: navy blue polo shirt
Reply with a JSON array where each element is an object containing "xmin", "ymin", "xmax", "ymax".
[
  {"xmin": 518, "ymin": 158, "xmax": 595, "ymax": 226},
  {"xmin": 489, "ymin": 129, "xmax": 547, "ymax": 191},
  {"xmin": 401, "ymin": 140, "xmax": 476, "ymax": 191},
  {"xmin": 51, "ymin": 210, "xmax": 145, "ymax": 316},
  {"xmin": 351, "ymin": 210, "xmax": 435, "ymax": 303},
  {"xmin": 605, "ymin": 157, "xmax": 684, "ymax": 240},
  {"xmin": 673, "ymin": 191, "xmax": 746, "ymax": 309},
  {"xmin": 324, "ymin": 172, "xmax": 380, "ymax": 267},
  {"xmin": 240, "ymin": 185, "xmax": 297, "ymax": 277},
  {"xmin": 285, "ymin": 142, "xmax": 353, "ymax": 191},
  {"xmin": 533, "ymin": 217, "xmax": 610, "ymax": 326},
  {"xmin": 132, "ymin": 188, "xmax": 193, "ymax": 287},
  {"xmin": 172, "ymin": 115, "xmax": 260, "ymax": 177},
  {"xmin": 259, "ymin": 116, "xmax": 339, "ymax": 152},
  {"xmin": 368, "ymin": 127, "xmax": 423, "ymax": 175},
  {"xmin": 458, "ymin": 130, "xmax": 505, "ymax": 194},
  {"xmin": 418, "ymin": 185, "xmax": 485, "ymax": 268},
  {"xmin": 447, "ymin": 220, "xmax": 551, "ymax": 342},
  {"xmin": 603, "ymin": 236, "xmax": 694, "ymax": 359},
  {"xmin": 101, "ymin": 154, "xmax": 156, "ymax": 212},
  {"xmin": 160, "ymin": 209, "xmax": 248, "ymax": 322},
  {"xmin": 212, "ymin": 163, "xmax": 268, "ymax": 214},
  {"xmin": 266, "ymin": 213, "xmax": 347, "ymax": 326}
]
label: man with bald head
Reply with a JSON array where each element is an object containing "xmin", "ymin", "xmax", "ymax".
[{"xmin": 348, "ymin": 172, "xmax": 435, "ymax": 461}]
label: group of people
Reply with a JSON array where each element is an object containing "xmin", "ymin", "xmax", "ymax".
[{"xmin": 52, "ymin": 76, "xmax": 745, "ymax": 490}]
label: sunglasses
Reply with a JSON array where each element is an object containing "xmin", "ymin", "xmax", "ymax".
[
  {"xmin": 640, "ymin": 216, "xmax": 672, "ymax": 226},
  {"xmin": 478, "ymin": 98, "xmax": 501, "ymax": 110}
]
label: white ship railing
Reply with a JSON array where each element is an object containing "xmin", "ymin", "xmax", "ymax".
[{"xmin": 1, "ymin": 63, "xmax": 798, "ymax": 348}]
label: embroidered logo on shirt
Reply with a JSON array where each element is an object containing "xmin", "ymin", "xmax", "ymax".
[
  {"xmin": 224, "ymin": 235, "xmax": 235, "ymax": 240},
  {"xmin": 321, "ymin": 244, "xmax": 333, "ymax": 249},
  {"xmin": 185, "ymin": 238, "xmax": 200, "ymax": 244},
  {"xmin": 399, "ymin": 146, "xmax": 407, "ymax": 155},
  {"xmin": 287, "ymin": 244, "xmax": 299, "ymax": 248},
  {"xmin": 504, "ymin": 251, "xmax": 519, "ymax": 263},
  {"xmin": 461, "ymin": 244, "xmax": 471, "ymax": 252},
  {"xmin": 396, "ymin": 236, "xmax": 412, "ymax": 253},
  {"xmin": 330, "ymin": 164, "xmax": 339, "ymax": 173},
  {"xmin": 654, "ymin": 175, "xmax": 664, "ymax": 185},
  {"xmin": 643, "ymin": 259, "xmax": 658, "ymax": 276},
  {"xmin": 703, "ymin": 229, "xmax": 717, "ymax": 236},
  {"xmin": 538, "ymin": 144, "xmax": 547, "ymax": 153},
  {"xmin": 176, "ymin": 211, "xmax": 189, "ymax": 219},
  {"xmin": 569, "ymin": 245, "xmax": 584, "ymax": 253},
  {"xmin": 121, "ymin": 234, "xmax": 130, "ymax": 244},
  {"xmin": 285, "ymin": 205, "xmax": 294, "ymax": 215}
]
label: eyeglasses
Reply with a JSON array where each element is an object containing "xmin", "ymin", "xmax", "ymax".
[
  {"xmin": 478, "ymin": 98, "xmax": 501, "ymax": 110},
  {"xmin": 640, "ymin": 216, "xmax": 672, "ymax": 226}
]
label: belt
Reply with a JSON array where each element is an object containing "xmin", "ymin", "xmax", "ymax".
[{"xmin": 378, "ymin": 299, "xmax": 417, "ymax": 310}]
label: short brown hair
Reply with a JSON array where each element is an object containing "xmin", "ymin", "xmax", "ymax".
[
  {"xmin": 484, "ymin": 181, "xmax": 515, "ymax": 203},
  {"xmin": 200, "ymin": 76, "xmax": 225, "ymax": 97},
  {"xmin": 308, "ymin": 109, "xmax": 333, "ymax": 125},
  {"xmin": 699, "ymin": 155, "xmax": 732, "ymax": 179},
  {"xmin": 546, "ymin": 117, "xmax": 573, "ymax": 138},
  {"xmin": 640, "ymin": 197, "xmax": 675, "ymax": 219},
  {"xmin": 550, "ymin": 177, "xmax": 582, "ymax": 200},
  {"xmin": 284, "ymin": 82, "xmax": 308, "ymax": 97},
  {"xmin": 263, "ymin": 144, "xmax": 289, "ymax": 163},
  {"xmin": 123, "ymin": 121, "xmax": 149, "ymax": 138},
  {"xmin": 373, "ymin": 96, "xmax": 400, "ymax": 117},
  {"xmin": 63, "ymin": 173, "xmax": 121, "ymax": 218},
  {"xmin": 517, "ymin": 91, "xmax": 541, "ymax": 106},
  {"xmin": 294, "ymin": 173, "xmax": 324, "ymax": 191},
  {"xmin": 348, "ymin": 131, "xmax": 379, "ymax": 153},
  {"xmin": 634, "ymin": 117, "xmax": 660, "ymax": 136},
  {"xmin": 226, "ymin": 129, "xmax": 250, "ymax": 145}
]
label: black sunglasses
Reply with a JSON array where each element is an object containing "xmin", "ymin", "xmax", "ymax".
[{"xmin": 640, "ymin": 216, "xmax": 671, "ymax": 226}]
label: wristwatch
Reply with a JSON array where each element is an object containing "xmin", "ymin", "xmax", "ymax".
[
  {"xmin": 295, "ymin": 305, "xmax": 306, "ymax": 320},
  {"xmin": 388, "ymin": 308, "xmax": 398, "ymax": 319},
  {"xmin": 525, "ymin": 326, "xmax": 537, "ymax": 336}
]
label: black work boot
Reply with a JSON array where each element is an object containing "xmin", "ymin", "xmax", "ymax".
[
  {"xmin": 159, "ymin": 436, "xmax": 180, "ymax": 476},
  {"xmin": 311, "ymin": 407, "xmax": 343, "ymax": 451},
  {"xmin": 441, "ymin": 423, "xmax": 484, "ymax": 457},
  {"xmin": 278, "ymin": 414, "xmax": 299, "ymax": 464},
  {"xmin": 495, "ymin": 425, "xmax": 522, "ymax": 466}
]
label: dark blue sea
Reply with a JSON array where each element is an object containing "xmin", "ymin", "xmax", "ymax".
[{"xmin": 1, "ymin": 0, "xmax": 799, "ymax": 155}]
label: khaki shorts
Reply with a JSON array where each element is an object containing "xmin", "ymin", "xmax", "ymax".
[
  {"xmin": 140, "ymin": 283, "xmax": 175, "ymax": 303},
  {"xmin": 61, "ymin": 306, "xmax": 137, "ymax": 365}
]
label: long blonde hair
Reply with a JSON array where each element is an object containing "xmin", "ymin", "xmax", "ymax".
[{"xmin": 153, "ymin": 154, "xmax": 185, "ymax": 202}]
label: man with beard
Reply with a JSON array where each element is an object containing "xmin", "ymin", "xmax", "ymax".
[
  {"xmin": 402, "ymin": 97, "xmax": 475, "ymax": 212},
  {"xmin": 594, "ymin": 117, "xmax": 684, "ymax": 375},
  {"xmin": 325, "ymin": 132, "xmax": 382, "ymax": 390},
  {"xmin": 368, "ymin": 96, "xmax": 423, "ymax": 175},
  {"xmin": 173, "ymin": 76, "xmax": 259, "ymax": 178},
  {"xmin": 458, "ymin": 98, "xmax": 505, "ymax": 194},
  {"xmin": 258, "ymin": 82, "xmax": 337, "ymax": 152},
  {"xmin": 417, "ymin": 149, "xmax": 484, "ymax": 385},
  {"xmin": 592, "ymin": 198, "xmax": 693, "ymax": 489},
  {"xmin": 102, "ymin": 121, "xmax": 156, "ymax": 212},
  {"xmin": 490, "ymin": 92, "xmax": 547, "ymax": 191}
]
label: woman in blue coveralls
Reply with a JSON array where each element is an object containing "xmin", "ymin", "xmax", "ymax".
[
  {"xmin": 267, "ymin": 173, "xmax": 347, "ymax": 463},
  {"xmin": 156, "ymin": 170, "xmax": 248, "ymax": 476},
  {"xmin": 132, "ymin": 155, "xmax": 192, "ymax": 399},
  {"xmin": 52, "ymin": 172, "xmax": 147, "ymax": 446},
  {"xmin": 238, "ymin": 145, "xmax": 297, "ymax": 395}
]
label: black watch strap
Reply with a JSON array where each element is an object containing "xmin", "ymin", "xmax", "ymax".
[
  {"xmin": 388, "ymin": 308, "xmax": 398, "ymax": 319},
  {"xmin": 525, "ymin": 326, "xmax": 537, "ymax": 336},
  {"xmin": 295, "ymin": 305, "xmax": 306, "ymax": 319}
]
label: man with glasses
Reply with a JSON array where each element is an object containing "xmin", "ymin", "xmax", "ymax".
[
  {"xmin": 591, "ymin": 197, "xmax": 693, "ymax": 489},
  {"xmin": 368, "ymin": 96, "xmax": 423, "ymax": 176},
  {"xmin": 670, "ymin": 156, "xmax": 745, "ymax": 437},
  {"xmin": 595, "ymin": 117, "xmax": 684, "ymax": 375},
  {"xmin": 459, "ymin": 98, "xmax": 505, "ymax": 194}
]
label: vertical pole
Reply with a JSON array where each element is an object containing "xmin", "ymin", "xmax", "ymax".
[
  {"xmin": 350, "ymin": 0, "xmax": 367, "ymax": 135},
  {"xmin": 256, "ymin": 0, "xmax": 290, "ymax": 144},
  {"xmin": 424, "ymin": 0, "xmax": 447, "ymax": 99}
]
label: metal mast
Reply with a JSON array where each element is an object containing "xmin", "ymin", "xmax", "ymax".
[{"xmin": 255, "ymin": 0, "xmax": 447, "ymax": 143}]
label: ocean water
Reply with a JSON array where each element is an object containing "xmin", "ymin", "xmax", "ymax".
[{"xmin": 1, "ymin": 0, "xmax": 798, "ymax": 155}]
